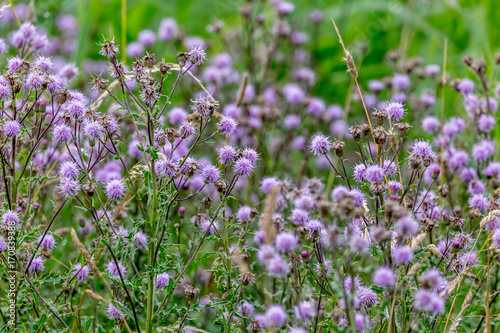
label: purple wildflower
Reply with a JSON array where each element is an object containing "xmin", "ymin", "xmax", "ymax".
[{"xmin": 105, "ymin": 179, "xmax": 125, "ymax": 200}]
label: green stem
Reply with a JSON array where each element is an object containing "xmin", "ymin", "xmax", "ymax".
[{"xmin": 146, "ymin": 157, "xmax": 159, "ymax": 333}]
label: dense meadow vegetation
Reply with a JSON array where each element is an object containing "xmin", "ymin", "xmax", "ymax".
[{"xmin": 1, "ymin": 0, "xmax": 500, "ymax": 332}]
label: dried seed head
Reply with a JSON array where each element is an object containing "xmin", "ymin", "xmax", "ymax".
[
  {"xmin": 143, "ymin": 52, "xmax": 156, "ymax": 68},
  {"xmin": 372, "ymin": 109, "xmax": 387, "ymax": 126},
  {"xmin": 462, "ymin": 55, "xmax": 473, "ymax": 67},
  {"xmin": 183, "ymin": 284, "xmax": 200, "ymax": 300},
  {"xmin": 387, "ymin": 50, "xmax": 399, "ymax": 62},
  {"xmin": 239, "ymin": 271, "xmax": 255, "ymax": 285},
  {"xmin": 158, "ymin": 60, "xmax": 172, "ymax": 75},
  {"xmin": 331, "ymin": 140, "xmax": 346, "ymax": 157},
  {"xmin": 247, "ymin": 319, "xmax": 262, "ymax": 331},
  {"xmin": 370, "ymin": 181, "xmax": 386, "ymax": 195},
  {"xmin": 437, "ymin": 184, "xmax": 449, "ymax": 198},
  {"xmin": 372, "ymin": 126, "xmax": 388, "ymax": 145},
  {"xmin": 201, "ymin": 196, "xmax": 212, "ymax": 209},
  {"xmin": 90, "ymin": 74, "xmax": 108, "ymax": 91},
  {"xmin": 176, "ymin": 51, "xmax": 188, "ymax": 67},
  {"xmin": 396, "ymin": 122, "xmax": 411, "ymax": 137},
  {"xmin": 408, "ymin": 153, "xmax": 422, "ymax": 170},
  {"xmin": 472, "ymin": 58, "xmax": 487, "ymax": 74},
  {"xmin": 468, "ymin": 208, "xmax": 481, "ymax": 220},
  {"xmin": 449, "ymin": 217, "xmax": 464, "ymax": 229},
  {"xmin": 20, "ymin": 60, "xmax": 31, "ymax": 75},
  {"xmin": 82, "ymin": 180, "xmax": 97, "ymax": 197},
  {"xmin": 348, "ymin": 125, "xmax": 363, "ymax": 141},
  {"xmin": 361, "ymin": 124, "xmax": 371, "ymax": 136},
  {"xmin": 57, "ymin": 89, "xmax": 70, "ymax": 105},
  {"xmin": 495, "ymin": 53, "xmax": 500, "ymax": 65},
  {"xmin": 214, "ymin": 180, "xmax": 226, "ymax": 193},
  {"xmin": 249, "ymin": 208, "xmax": 259, "ymax": 219}
]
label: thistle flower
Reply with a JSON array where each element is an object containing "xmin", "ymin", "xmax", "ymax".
[
  {"xmin": 105, "ymin": 179, "xmax": 125, "ymax": 200},
  {"xmin": 422, "ymin": 116, "xmax": 440, "ymax": 133},
  {"xmin": 282, "ymin": 83, "xmax": 305, "ymax": 104},
  {"xmin": 2, "ymin": 210, "xmax": 19, "ymax": 226},
  {"xmin": 28, "ymin": 257, "xmax": 45, "ymax": 272},
  {"xmin": 188, "ymin": 45, "xmax": 207, "ymax": 65},
  {"xmin": 58, "ymin": 178, "xmax": 81, "ymax": 198},
  {"xmin": 234, "ymin": 157, "xmax": 255, "ymax": 177},
  {"xmin": 385, "ymin": 101, "xmax": 406, "ymax": 121},
  {"xmin": 0, "ymin": 237, "xmax": 6, "ymax": 252},
  {"xmin": 178, "ymin": 121, "xmax": 197, "ymax": 138},
  {"xmin": 266, "ymin": 256, "xmax": 289, "ymax": 278},
  {"xmin": 216, "ymin": 116, "xmax": 238, "ymax": 136},
  {"xmin": 156, "ymin": 272, "xmax": 171, "ymax": 289},
  {"xmin": 413, "ymin": 289, "xmax": 445, "ymax": 313},
  {"xmin": 395, "ymin": 215, "xmax": 419, "ymax": 238},
  {"xmin": 358, "ymin": 286, "xmax": 378, "ymax": 307},
  {"xmin": 392, "ymin": 73, "xmax": 410, "ymax": 90},
  {"xmin": 373, "ymin": 267, "xmax": 395, "ymax": 288},
  {"xmin": 275, "ymin": 231, "xmax": 298, "ymax": 253},
  {"xmin": 106, "ymin": 260, "xmax": 127, "ymax": 277},
  {"xmin": 98, "ymin": 37, "xmax": 120, "ymax": 59},
  {"xmin": 472, "ymin": 140, "xmax": 495, "ymax": 161},
  {"xmin": 158, "ymin": 18, "xmax": 178, "ymax": 41},
  {"xmin": 191, "ymin": 95, "xmax": 218, "ymax": 117},
  {"xmin": 38, "ymin": 234, "xmax": 56, "ymax": 250},
  {"xmin": 265, "ymin": 305, "xmax": 287, "ymax": 327},
  {"xmin": 3, "ymin": 120, "xmax": 20, "ymax": 137},
  {"xmin": 52, "ymin": 124, "xmax": 73, "ymax": 142},
  {"xmin": 133, "ymin": 231, "xmax": 148, "ymax": 250},
  {"xmin": 74, "ymin": 263, "xmax": 90, "ymax": 282},
  {"xmin": 309, "ymin": 133, "xmax": 331, "ymax": 155},
  {"xmin": 107, "ymin": 303, "xmax": 125, "ymax": 320},
  {"xmin": 217, "ymin": 145, "xmax": 238, "ymax": 164},
  {"xmin": 294, "ymin": 301, "xmax": 315, "ymax": 321},
  {"xmin": 66, "ymin": 101, "xmax": 86, "ymax": 118},
  {"xmin": 156, "ymin": 158, "xmax": 177, "ymax": 178},
  {"xmin": 393, "ymin": 246, "xmax": 414, "ymax": 264},
  {"xmin": 200, "ymin": 164, "xmax": 220, "ymax": 183}
]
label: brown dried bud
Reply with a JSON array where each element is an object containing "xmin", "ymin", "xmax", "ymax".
[
  {"xmin": 20, "ymin": 60, "xmax": 31, "ymax": 75},
  {"xmin": 5, "ymin": 71, "xmax": 18, "ymax": 86},
  {"xmin": 214, "ymin": 180, "xmax": 226, "ymax": 193},
  {"xmin": 396, "ymin": 122, "xmax": 411, "ymax": 137},
  {"xmin": 437, "ymin": 184, "xmax": 449, "ymax": 198},
  {"xmin": 495, "ymin": 53, "xmax": 500, "ymax": 65},
  {"xmin": 387, "ymin": 50, "xmax": 399, "ymax": 62},
  {"xmin": 158, "ymin": 60, "xmax": 172, "ymax": 75},
  {"xmin": 239, "ymin": 271, "xmax": 255, "ymax": 285},
  {"xmin": 58, "ymin": 89, "xmax": 70, "ymax": 105},
  {"xmin": 82, "ymin": 180, "xmax": 97, "ymax": 197},
  {"xmin": 372, "ymin": 109, "xmax": 387, "ymax": 126},
  {"xmin": 201, "ymin": 196, "xmax": 212, "ymax": 209},
  {"xmin": 370, "ymin": 181, "xmax": 386, "ymax": 195},
  {"xmin": 361, "ymin": 124, "xmax": 371, "ymax": 136},
  {"xmin": 348, "ymin": 125, "xmax": 363, "ymax": 141},
  {"xmin": 372, "ymin": 126, "xmax": 388, "ymax": 145},
  {"xmin": 183, "ymin": 284, "xmax": 200, "ymax": 300},
  {"xmin": 176, "ymin": 52, "xmax": 188, "ymax": 67},
  {"xmin": 248, "ymin": 319, "xmax": 262, "ymax": 331},
  {"xmin": 331, "ymin": 140, "xmax": 345, "ymax": 157},
  {"xmin": 408, "ymin": 153, "xmax": 422, "ymax": 169},
  {"xmin": 250, "ymin": 208, "xmax": 258, "ymax": 219},
  {"xmin": 90, "ymin": 74, "xmax": 108, "ymax": 91},
  {"xmin": 143, "ymin": 52, "xmax": 156, "ymax": 68},
  {"xmin": 468, "ymin": 208, "xmax": 481, "ymax": 220},
  {"xmin": 472, "ymin": 58, "xmax": 486, "ymax": 74},
  {"xmin": 449, "ymin": 216, "xmax": 464, "ymax": 229},
  {"xmin": 462, "ymin": 55, "xmax": 473, "ymax": 67}
]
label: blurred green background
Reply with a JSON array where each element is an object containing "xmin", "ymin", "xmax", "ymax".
[{"xmin": 19, "ymin": 0, "xmax": 500, "ymax": 102}]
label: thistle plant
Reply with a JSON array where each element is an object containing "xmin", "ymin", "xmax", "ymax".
[{"xmin": 2, "ymin": 1, "xmax": 500, "ymax": 333}]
